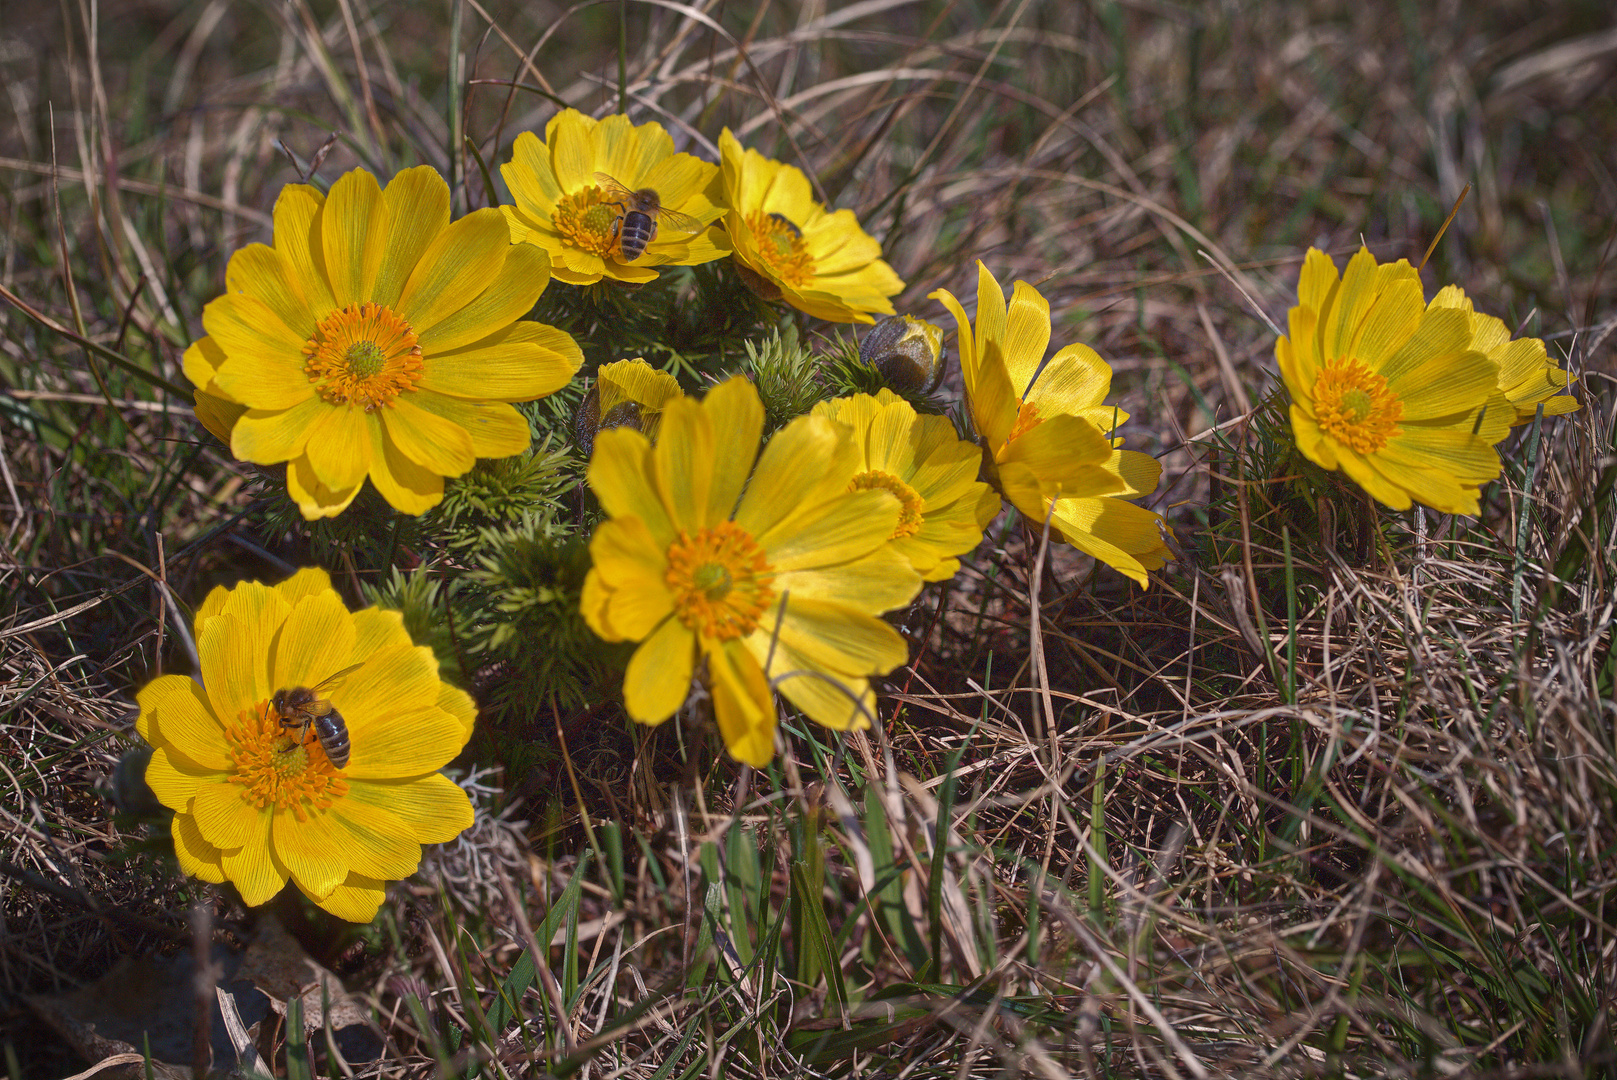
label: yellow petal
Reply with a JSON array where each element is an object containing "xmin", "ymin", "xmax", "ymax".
[
  {"xmin": 230, "ymin": 399, "xmax": 325, "ymax": 465},
  {"xmin": 701, "ymin": 378, "xmax": 764, "ymax": 526},
  {"xmin": 373, "ymin": 165, "xmax": 451, "ymax": 310},
  {"xmin": 219, "ymin": 815, "xmax": 287, "ymax": 907},
  {"xmin": 622, "ymin": 617, "xmax": 695, "ymax": 724},
  {"xmin": 416, "ymin": 244, "xmax": 552, "ymax": 354},
  {"xmin": 191, "ymin": 780, "xmax": 270, "ymax": 850},
  {"xmin": 344, "ymin": 704, "xmax": 467, "ymax": 778},
  {"xmin": 652, "ymin": 392, "xmax": 715, "ymax": 531},
  {"xmin": 274, "ymin": 567, "xmax": 337, "ymax": 606},
  {"xmin": 203, "ymin": 294, "xmax": 311, "ymax": 408},
  {"xmin": 437, "ymin": 684, "xmax": 478, "ymax": 742},
  {"xmin": 302, "ymin": 874, "xmax": 384, "ymax": 921},
  {"xmin": 364, "ymin": 417, "xmax": 445, "ymax": 515},
  {"xmin": 395, "ymin": 208, "xmax": 511, "ymax": 339},
  {"xmin": 320, "ymin": 168, "xmax": 388, "ymax": 309},
  {"xmin": 334, "ymin": 643, "xmax": 440, "ymax": 732},
  {"xmin": 319, "ymin": 796, "xmax": 423, "ymax": 881},
  {"xmin": 736, "ymin": 414, "xmax": 849, "ymax": 540},
  {"xmin": 379, "ymin": 397, "xmax": 476, "ymax": 476},
  {"xmin": 1001, "ymin": 279, "xmax": 1052, "ymax": 398},
  {"xmin": 302, "ymin": 405, "xmax": 376, "ymax": 492},
  {"xmin": 172, "ymin": 813, "xmax": 228, "ymax": 884},
  {"xmin": 145, "ymin": 747, "xmax": 207, "ymax": 811},
  {"xmin": 755, "ymin": 631, "xmax": 883, "ymax": 733},
  {"xmin": 273, "ymin": 183, "xmax": 336, "ymax": 317},
  {"xmin": 1048, "ymin": 496, "xmax": 1168, "ymax": 585},
  {"xmin": 351, "ymin": 607, "xmax": 413, "ymax": 660},
  {"xmin": 138, "ymin": 676, "xmax": 232, "ymax": 769},
  {"xmin": 286, "ymin": 454, "xmax": 365, "ymax": 520},
  {"xmin": 768, "ymin": 598, "xmax": 910, "ymax": 679},
  {"xmin": 762, "ymin": 489, "xmax": 904, "ymax": 572},
  {"xmin": 346, "ymin": 772, "xmax": 474, "ymax": 844},
  {"xmin": 585, "ymin": 517, "xmax": 676, "ymax": 642},
  {"xmin": 409, "ymin": 392, "xmax": 532, "ymax": 459},
  {"xmin": 421, "ymin": 321, "xmax": 583, "ymax": 401},
  {"xmin": 198, "ymin": 611, "xmax": 272, "ymax": 723},
  {"xmin": 274, "ymin": 810, "xmax": 348, "ymax": 897},
  {"xmin": 225, "ymin": 243, "xmax": 315, "ymax": 341},
  {"xmin": 270, "ymin": 591, "xmax": 357, "ymax": 696},
  {"xmin": 999, "ymin": 414, "xmax": 1119, "ymax": 498},
  {"xmin": 1027, "ymin": 344, "xmax": 1111, "ymax": 417},
  {"xmin": 709, "ymin": 640, "xmax": 777, "ymax": 766},
  {"xmin": 772, "ymin": 546, "xmax": 922, "ymax": 612},
  {"xmin": 589, "ymin": 427, "xmax": 674, "ymax": 541}
]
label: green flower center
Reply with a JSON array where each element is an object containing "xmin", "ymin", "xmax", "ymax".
[
  {"xmin": 745, "ymin": 210, "xmax": 813, "ymax": 288},
  {"xmin": 344, "ymin": 340, "xmax": 387, "ymax": 379},
  {"xmin": 1314, "ymin": 358, "xmax": 1404, "ymax": 454},
  {"xmin": 851, "ymin": 469, "xmax": 925, "ymax": 539},
  {"xmin": 552, "ymin": 186, "xmax": 621, "ymax": 259},
  {"xmin": 302, "ymin": 302, "xmax": 423, "ymax": 411},
  {"xmin": 224, "ymin": 702, "xmax": 348, "ymax": 822},
  {"xmin": 665, "ymin": 521, "xmax": 776, "ymax": 642}
]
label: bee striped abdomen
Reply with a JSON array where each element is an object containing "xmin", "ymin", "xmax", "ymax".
[
  {"xmin": 614, "ymin": 210, "xmax": 658, "ymax": 261},
  {"xmin": 309, "ymin": 711, "xmax": 351, "ymax": 769}
]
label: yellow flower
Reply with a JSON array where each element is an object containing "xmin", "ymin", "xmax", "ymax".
[
  {"xmin": 185, "ymin": 166, "xmax": 582, "ymax": 520},
  {"xmin": 580, "ymin": 378, "xmax": 922, "ymax": 766},
  {"xmin": 1277, "ymin": 247, "xmax": 1511, "ymax": 515},
  {"xmin": 137, "ymin": 569, "xmax": 475, "ymax": 922},
  {"xmin": 812, "ymin": 390, "xmax": 999, "ymax": 582},
  {"xmin": 501, "ymin": 109, "xmax": 728, "ymax": 286},
  {"xmin": 1427, "ymin": 286, "xmax": 1579, "ymax": 425},
  {"xmin": 576, "ymin": 358, "xmax": 684, "ymax": 455},
  {"xmin": 931, "ymin": 262, "xmax": 1168, "ymax": 585},
  {"xmin": 718, "ymin": 129, "xmax": 903, "ymax": 323}
]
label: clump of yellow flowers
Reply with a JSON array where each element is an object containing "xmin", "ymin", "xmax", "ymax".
[{"xmin": 155, "ymin": 104, "xmax": 1580, "ymax": 926}]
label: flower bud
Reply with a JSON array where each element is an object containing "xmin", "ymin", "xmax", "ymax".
[
  {"xmin": 575, "ymin": 358, "xmax": 684, "ymax": 457},
  {"xmin": 860, "ymin": 315, "xmax": 946, "ymax": 393}
]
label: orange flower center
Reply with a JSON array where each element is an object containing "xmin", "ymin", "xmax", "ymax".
[
  {"xmin": 851, "ymin": 469, "xmax": 925, "ymax": 539},
  {"xmin": 745, "ymin": 210, "xmax": 813, "ymax": 288},
  {"xmin": 302, "ymin": 302, "xmax": 423, "ymax": 410},
  {"xmin": 664, "ymin": 521, "xmax": 776, "ymax": 642},
  {"xmin": 224, "ymin": 702, "xmax": 348, "ymax": 822},
  {"xmin": 1008, "ymin": 399, "xmax": 1042, "ymax": 442},
  {"xmin": 1313, "ymin": 358, "xmax": 1404, "ymax": 454},
  {"xmin": 552, "ymin": 185, "xmax": 623, "ymax": 259}
]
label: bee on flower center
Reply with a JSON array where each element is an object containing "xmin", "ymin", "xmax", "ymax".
[
  {"xmin": 272, "ymin": 663, "xmax": 362, "ymax": 769},
  {"xmin": 595, "ymin": 173, "xmax": 704, "ymax": 261}
]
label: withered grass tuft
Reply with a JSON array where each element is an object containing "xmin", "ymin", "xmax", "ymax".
[{"xmin": 2, "ymin": 1, "xmax": 1613, "ymax": 1076}]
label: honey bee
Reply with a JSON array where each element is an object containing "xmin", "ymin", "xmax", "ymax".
[
  {"xmin": 272, "ymin": 663, "xmax": 362, "ymax": 769},
  {"xmin": 766, "ymin": 211, "xmax": 802, "ymax": 239},
  {"xmin": 594, "ymin": 173, "xmax": 704, "ymax": 261}
]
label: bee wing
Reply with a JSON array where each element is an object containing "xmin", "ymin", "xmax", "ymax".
[
  {"xmin": 311, "ymin": 662, "xmax": 366, "ymax": 694},
  {"xmin": 653, "ymin": 205, "xmax": 708, "ymax": 238},
  {"xmin": 593, "ymin": 172, "xmax": 638, "ymax": 200}
]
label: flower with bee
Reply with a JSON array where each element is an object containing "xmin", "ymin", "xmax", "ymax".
[
  {"xmin": 501, "ymin": 109, "xmax": 730, "ymax": 286},
  {"xmin": 718, "ymin": 129, "xmax": 903, "ymax": 323},
  {"xmin": 137, "ymin": 569, "xmax": 475, "ymax": 922}
]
